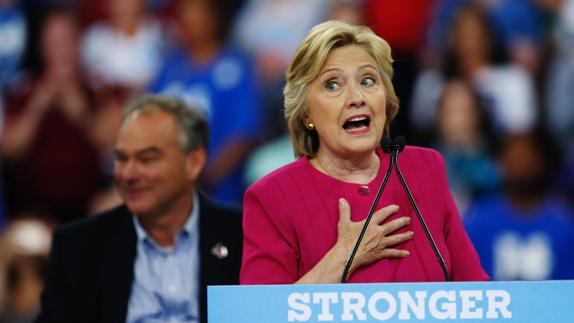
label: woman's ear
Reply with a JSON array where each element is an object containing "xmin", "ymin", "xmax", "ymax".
[{"xmin": 303, "ymin": 114, "xmax": 315, "ymax": 130}]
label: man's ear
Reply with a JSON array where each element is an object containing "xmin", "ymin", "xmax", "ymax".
[{"xmin": 185, "ymin": 147, "xmax": 207, "ymax": 182}]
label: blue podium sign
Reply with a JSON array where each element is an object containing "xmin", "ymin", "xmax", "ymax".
[{"xmin": 208, "ymin": 281, "xmax": 574, "ymax": 322}]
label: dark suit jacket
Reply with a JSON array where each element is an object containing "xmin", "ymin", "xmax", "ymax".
[{"xmin": 35, "ymin": 195, "xmax": 242, "ymax": 323}]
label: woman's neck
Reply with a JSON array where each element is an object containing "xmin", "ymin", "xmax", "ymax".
[{"xmin": 311, "ymin": 150, "xmax": 380, "ymax": 184}]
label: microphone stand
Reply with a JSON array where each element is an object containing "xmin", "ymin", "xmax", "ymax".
[
  {"xmin": 392, "ymin": 151, "xmax": 451, "ymax": 282},
  {"xmin": 341, "ymin": 137, "xmax": 451, "ymax": 283},
  {"xmin": 340, "ymin": 141, "xmax": 394, "ymax": 283}
]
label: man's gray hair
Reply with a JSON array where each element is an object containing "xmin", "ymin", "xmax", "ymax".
[{"xmin": 121, "ymin": 94, "xmax": 209, "ymax": 153}]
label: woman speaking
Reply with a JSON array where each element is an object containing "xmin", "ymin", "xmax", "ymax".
[{"xmin": 240, "ymin": 20, "xmax": 488, "ymax": 284}]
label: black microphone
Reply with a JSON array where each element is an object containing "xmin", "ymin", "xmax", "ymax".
[
  {"xmin": 390, "ymin": 136, "xmax": 406, "ymax": 153},
  {"xmin": 381, "ymin": 137, "xmax": 394, "ymax": 154},
  {"xmin": 341, "ymin": 137, "xmax": 394, "ymax": 283},
  {"xmin": 390, "ymin": 136, "xmax": 451, "ymax": 282}
]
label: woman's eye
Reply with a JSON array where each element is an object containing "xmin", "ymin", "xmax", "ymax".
[
  {"xmin": 361, "ymin": 77, "xmax": 376, "ymax": 87},
  {"xmin": 324, "ymin": 80, "xmax": 340, "ymax": 90}
]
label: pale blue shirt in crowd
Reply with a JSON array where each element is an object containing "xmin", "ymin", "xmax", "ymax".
[{"xmin": 126, "ymin": 193, "xmax": 200, "ymax": 323}]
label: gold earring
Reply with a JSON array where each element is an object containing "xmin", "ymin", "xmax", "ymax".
[{"xmin": 306, "ymin": 122, "xmax": 315, "ymax": 130}]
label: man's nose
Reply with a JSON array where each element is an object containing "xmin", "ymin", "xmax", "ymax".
[{"xmin": 116, "ymin": 161, "xmax": 139, "ymax": 182}]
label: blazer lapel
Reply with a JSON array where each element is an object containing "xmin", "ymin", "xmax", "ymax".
[
  {"xmin": 100, "ymin": 208, "xmax": 137, "ymax": 322},
  {"xmin": 199, "ymin": 198, "xmax": 216, "ymax": 323},
  {"xmin": 198, "ymin": 195, "xmax": 237, "ymax": 323}
]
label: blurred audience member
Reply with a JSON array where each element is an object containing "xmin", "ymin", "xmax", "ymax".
[
  {"xmin": 0, "ymin": 0, "xmax": 26, "ymax": 90},
  {"xmin": 425, "ymin": 0, "xmax": 546, "ymax": 75},
  {"xmin": 327, "ymin": 0, "xmax": 363, "ymax": 25},
  {"xmin": 411, "ymin": 4, "xmax": 538, "ymax": 136},
  {"xmin": 81, "ymin": 0, "xmax": 175, "ymax": 100},
  {"xmin": 363, "ymin": 0, "xmax": 435, "ymax": 56},
  {"xmin": 544, "ymin": 0, "xmax": 574, "ymax": 208},
  {"xmin": 0, "ymin": 142, "xmax": 6, "ymax": 228},
  {"xmin": 243, "ymin": 0, "xmax": 363, "ymax": 186},
  {"xmin": 149, "ymin": 0, "xmax": 262, "ymax": 207},
  {"xmin": 363, "ymin": 0, "xmax": 436, "ymax": 141},
  {"xmin": 0, "ymin": 8, "xmax": 103, "ymax": 222},
  {"xmin": 0, "ymin": 165, "xmax": 5, "ymax": 229},
  {"xmin": 244, "ymin": 134, "xmax": 294, "ymax": 187},
  {"xmin": 480, "ymin": 0, "xmax": 546, "ymax": 75},
  {"xmin": 557, "ymin": 156, "xmax": 574, "ymax": 208},
  {"xmin": 0, "ymin": 97, "xmax": 4, "ymax": 226},
  {"xmin": 432, "ymin": 79, "xmax": 499, "ymax": 215},
  {"xmin": 232, "ymin": 0, "xmax": 327, "ymax": 139},
  {"xmin": 0, "ymin": 215, "xmax": 53, "ymax": 323},
  {"xmin": 81, "ymin": 0, "xmax": 178, "ymax": 211},
  {"xmin": 233, "ymin": 0, "xmax": 326, "ymax": 75},
  {"xmin": 546, "ymin": 0, "xmax": 574, "ymax": 156},
  {"xmin": 465, "ymin": 132, "xmax": 574, "ymax": 280},
  {"xmin": 424, "ymin": 0, "xmax": 471, "ymax": 68}
]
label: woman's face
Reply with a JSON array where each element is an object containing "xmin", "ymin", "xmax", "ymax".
[
  {"xmin": 306, "ymin": 45, "xmax": 387, "ymax": 159},
  {"xmin": 41, "ymin": 14, "xmax": 79, "ymax": 70},
  {"xmin": 108, "ymin": 0, "xmax": 144, "ymax": 22},
  {"xmin": 178, "ymin": 0, "xmax": 218, "ymax": 46},
  {"xmin": 453, "ymin": 10, "xmax": 490, "ymax": 60},
  {"xmin": 437, "ymin": 81, "xmax": 480, "ymax": 145}
]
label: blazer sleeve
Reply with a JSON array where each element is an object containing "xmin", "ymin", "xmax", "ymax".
[
  {"xmin": 431, "ymin": 150, "xmax": 490, "ymax": 281},
  {"xmin": 34, "ymin": 228, "xmax": 72, "ymax": 323},
  {"xmin": 240, "ymin": 181, "xmax": 299, "ymax": 284}
]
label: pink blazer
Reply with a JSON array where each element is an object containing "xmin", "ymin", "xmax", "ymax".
[{"xmin": 241, "ymin": 146, "xmax": 488, "ymax": 284}]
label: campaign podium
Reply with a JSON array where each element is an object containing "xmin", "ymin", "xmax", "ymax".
[{"xmin": 208, "ymin": 280, "xmax": 574, "ymax": 322}]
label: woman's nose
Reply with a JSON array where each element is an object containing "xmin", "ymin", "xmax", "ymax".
[{"xmin": 346, "ymin": 83, "xmax": 366, "ymax": 108}]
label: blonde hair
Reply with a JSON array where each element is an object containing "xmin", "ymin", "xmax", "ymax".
[{"xmin": 284, "ymin": 20, "xmax": 399, "ymax": 157}]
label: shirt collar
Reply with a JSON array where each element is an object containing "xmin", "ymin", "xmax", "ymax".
[{"xmin": 132, "ymin": 192, "xmax": 200, "ymax": 244}]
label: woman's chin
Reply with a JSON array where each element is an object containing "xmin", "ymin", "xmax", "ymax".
[{"xmin": 340, "ymin": 140, "xmax": 379, "ymax": 157}]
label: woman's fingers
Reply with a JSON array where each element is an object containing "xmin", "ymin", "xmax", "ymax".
[
  {"xmin": 381, "ymin": 216, "xmax": 411, "ymax": 236},
  {"xmin": 383, "ymin": 231, "xmax": 414, "ymax": 248},
  {"xmin": 373, "ymin": 204, "xmax": 400, "ymax": 224},
  {"xmin": 338, "ymin": 198, "xmax": 351, "ymax": 225},
  {"xmin": 337, "ymin": 200, "xmax": 414, "ymax": 265},
  {"xmin": 381, "ymin": 248, "xmax": 410, "ymax": 258}
]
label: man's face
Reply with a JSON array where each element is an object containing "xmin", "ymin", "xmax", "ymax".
[{"xmin": 113, "ymin": 108, "xmax": 204, "ymax": 217}]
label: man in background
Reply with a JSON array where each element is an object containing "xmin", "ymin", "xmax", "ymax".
[{"xmin": 35, "ymin": 94, "xmax": 242, "ymax": 323}]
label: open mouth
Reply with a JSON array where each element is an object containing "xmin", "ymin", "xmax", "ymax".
[{"xmin": 343, "ymin": 115, "xmax": 371, "ymax": 134}]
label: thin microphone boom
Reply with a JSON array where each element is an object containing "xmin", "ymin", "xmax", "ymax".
[
  {"xmin": 391, "ymin": 136, "xmax": 451, "ymax": 282},
  {"xmin": 340, "ymin": 138, "xmax": 394, "ymax": 283}
]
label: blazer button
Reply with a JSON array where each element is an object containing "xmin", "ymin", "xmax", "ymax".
[{"xmin": 358, "ymin": 185, "xmax": 370, "ymax": 196}]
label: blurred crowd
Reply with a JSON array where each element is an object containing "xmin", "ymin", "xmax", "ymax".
[{"xmin": 0, "ymin": 0, "xmax": 573, "ymax": 321}]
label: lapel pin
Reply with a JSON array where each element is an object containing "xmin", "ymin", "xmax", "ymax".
[{"xmin": 211, "ymin": 243, "xmax": 229, "ymax": 259}]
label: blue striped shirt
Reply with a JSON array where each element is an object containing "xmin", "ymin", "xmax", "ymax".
[{"xmin": 126, "ymin": 194, "xmax": 200, "ymax": 323}]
